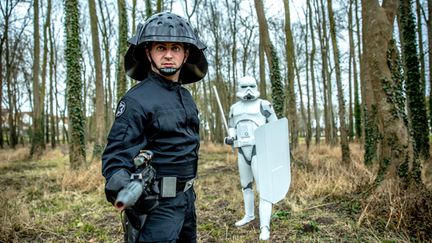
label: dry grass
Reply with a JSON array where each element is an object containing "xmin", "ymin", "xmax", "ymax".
[
  {"xmin": 0, "ymin": 146, "xmax": 30, "ymax": 163},
  {"xmin": 289, "ymin": 144, "xmax": 375, "ymax": 203},
  {"xmin": 0, "ymin": 142, "xmax": 429, "ymax": 242}
]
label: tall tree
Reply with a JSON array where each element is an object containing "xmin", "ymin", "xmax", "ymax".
[
  {"xmin": 254, "ymin": 0, "xmax": 285, "ymax": 120},
  {"xmin": 349, "ymin": 0, "xmax": 361, "ymax": 141},
  {"xmin": 48, "ymin": 11, "xmax": 56, "ymax": 148},
  {"xmin": 207, "ymin": 0, "xmax": 227, "ymax": 142},
  {"xmin": 428, "ymin": 0, "xmax": 432, "ymax": 133},
  {"xmin": 315, "ymin": 0, "xmax": 334, "ymax": 145},
  {"xmin": 88, "ymin": 0, "xmax": 105, "ymax": 159},
  {"xmin": 156, "ymin": 0, "xmax": 163, "ymax": 12},
  {"xmin": 355, "ymin": 0, "xmax": 366, "ymax": 145},
  {"xmin": 0, "ymin": 2, "xmax": 6, "ymax": 148},
  {"xmin": 307, "ymin": 0, "xmax": 320, "ymax": 144},
  {"xmin": 415, "ymin": 0, "xmax": 426, "ymax": 94},
  {"xmin": 400, "ymin": 0, "xmax": 430, "ymax": 166},
  {"xmin": 41, "ymin": 0, "xmax": 52, "ymax": 145},
  {"xmin": 361, "ymin": 1, "xmax": 432, "ymax": 237},
  {"xmin": 98, "ymin": 0, "xmax": 114, "ymax": 132},
  {"xmin": 145, "ymin": 0, "xmax": 152, "ymax": 18},
  {"xmin": 362, "ymin": 0, "xmax": 409, "ymax": 181},
  {"xmin": 327, "ymin": 0, "xmax": 350, "ymax": 163},
  {"xmin": 224, "ymin": 0, "xmax": 239, "ymax": 103},
  {"xmin": 302, "ymin": 12, "xmax": 312, "ymax": 149},
  {"xmin": 0, "ymin": 0, "xmax": 21, "ymax": 148},
  {"xmin": 116, "ymin": 0, "xmax": 128, "ymax": 102},
  {"xmin": 31, "ymin": 0, "xmax": 45, "ymax": 157},
  {"xmin": 64, "ymin": 0, "xmax": 86, "ymax": 168},
  {"xmin": 283, "ymin": 0, "xmax": 298, "ymax": 147}
]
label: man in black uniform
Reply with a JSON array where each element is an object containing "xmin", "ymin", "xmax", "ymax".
[{"xmin": 102, "ymin": 12, "xmax": 208, "ymax": 243}]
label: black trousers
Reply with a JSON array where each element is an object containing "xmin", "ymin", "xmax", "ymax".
[{"xmin": 137, "ymin": 187, "xmax": 197, "ymax": 243}]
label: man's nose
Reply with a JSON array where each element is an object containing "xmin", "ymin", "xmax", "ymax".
[{"xmin": 164, "ymin": 50, "xmax": 173, "ymax": 58}]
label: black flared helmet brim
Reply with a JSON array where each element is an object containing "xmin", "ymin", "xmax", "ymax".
[
  {"xmin": 125, "ymin": 43, "xmax": 208, "ymax": 84},
  {"xmin": 124, "ymin": 13, "xmax": 208, "ymax": 84}
]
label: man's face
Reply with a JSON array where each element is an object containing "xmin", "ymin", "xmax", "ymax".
[{"xmin": 147, "ymin": 42, "xmax": 189, "ymax": 81}]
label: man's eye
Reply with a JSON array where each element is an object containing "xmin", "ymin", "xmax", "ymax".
[
  {"xmin": 156, "ymin": 46, "xmax": 165, "ymax": 51},
  {"xmin": 172, "ymin": 46, "xmax": 181, "ymax": 52}
]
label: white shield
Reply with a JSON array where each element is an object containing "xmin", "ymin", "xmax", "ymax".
[{"xmin": 254, "ymin": 117, "xmax": 291, "ymax": 204}]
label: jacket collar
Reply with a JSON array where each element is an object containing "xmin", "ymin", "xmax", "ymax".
[{"xmin": 148, "ymin": 71, "xmax": 181, "ymax": 90}]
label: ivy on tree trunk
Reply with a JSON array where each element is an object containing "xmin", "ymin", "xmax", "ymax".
[{"xmin": 64, "ymin": 0, "xmax": 86, "ymax": 168}]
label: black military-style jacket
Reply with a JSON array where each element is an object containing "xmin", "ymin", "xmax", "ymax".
[{"xmin": 102, "ymin": 72, "xmax": 200, "ymax": 181}]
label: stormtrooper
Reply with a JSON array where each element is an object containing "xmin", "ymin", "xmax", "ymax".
[{"xmin": 224, "ymin": 76, "xmax": 278, "ymax": 241}]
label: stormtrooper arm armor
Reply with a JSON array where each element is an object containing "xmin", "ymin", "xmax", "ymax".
[
  {"xmin": 260, "ymin": 100, "xmax": 278, "ymax": 123},
  {"xmin": 225, "ymin": 107, "xmax": 237, "ymax": 145}
]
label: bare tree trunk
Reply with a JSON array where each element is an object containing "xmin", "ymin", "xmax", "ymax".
[
  {"xmin": 49, "ymin": 16, "xmax": 56, "ymax": 149},
  {"xmin": 41, "ymin": 0, "xmax": 51, "ymax": 146},
  {"xmin": 239, "ymin": 20, "xmax": 254, "ymax": 78},
  {"xmin": 0, "ymin": 2, "xmax": 9, "ymax": 148},
  {"xmin": 31, "ymin": 0, "xmax": 45, "ymax": 157},
  {"xmin": 295, "ymin": 60, "xmax": 308, "ymax": 146},
  {"xmin": 314, "ymin": 0, "xmax": 331, "ymax": 144},
  {"xmin": 145, "ymin": 0, "xmax": 152, "ymax": 18},
  {"xmin": 156, "ymin": 0, "xmax": 163, "ymax": 12},
  {"xmin": 52, "ymin": 35, "xmax": 60, "ymax": 144},
  {"xmin": 258, "ymin": 42, "xmax": 267, "ymax": 99},
  {"xmin": 207, "ymin": 1, "xmax": 225, "ymax": 142},
  {"xmin": 356, "ymin": 0, "xmax": 366, "ymax": 145},
  {"xmin": 308, "ymin": 0, "xmax": 320, "ymax": 144},
  {"xmin": 98, "ymin": 0, "xmax": 113, "ymax": 133},
  {"xmin": 224, "ymin": 0, "xmax": 239, "ymax": 104},
  {"xmin": 116, "ymin": 0, "xmax": 128, "ymax": 102},
  {"xmin": 283, "ymin": 0, "xmax": 298, "ymax": 147},
  {"xmin": 304, "ymin": 9, "xmax": 312, "ymax": 149},
  {"xmin": 88, "ymin": 0, "xmax": 105, "ymax": 159},
  {"xmin": 349, "ymin": 0, "xmax": 362, "ymax": 141},
  {"xmin": 428, "ymin": 0, "xmax": 432, "ymax": 132},
  {"xmin": 132, "ymin": 0, "xmax": 136, "ymax": 35},
  {"xmin": 327, "ymin": 0, "xmax": 350, "ymax": 163},
  {"xmin": 415, "ymin": 0, "xmax": 426, "ymax": 94},
  {"xmin": 6, "ymin": 43, "xmax": 17, "ymax": 148}
]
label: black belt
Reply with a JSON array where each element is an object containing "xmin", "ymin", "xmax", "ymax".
[
  {"xmin": 176, "ymin": 180, "xmax": 187, "ymax": 192},
  {"xmin": 158, "ymin": 177, "xmax": 195, "ymax": 197},
  {"xmin": 175, "ymin": 178, "xmax": 194, "ymax": 192}
]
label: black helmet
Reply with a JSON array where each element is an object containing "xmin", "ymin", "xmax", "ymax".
[{"xmin": 125, "ymin": 12, "xmax": 208, "ymax": 84}]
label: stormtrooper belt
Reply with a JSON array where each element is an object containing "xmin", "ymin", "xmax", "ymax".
[{"xmin": 159, "ymin": 177, "xmax": 195, "ymax": 198}]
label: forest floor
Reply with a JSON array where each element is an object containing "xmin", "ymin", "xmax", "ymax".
[{"xmin": 0, "ymin": 143, "xmax": 423, "ymax": 242}]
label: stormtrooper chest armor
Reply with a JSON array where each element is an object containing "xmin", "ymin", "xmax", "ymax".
[{"xmin": 231, "ymin": 99, "xmax": 267, "ymax": 147}]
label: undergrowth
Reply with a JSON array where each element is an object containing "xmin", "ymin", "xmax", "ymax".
[{"xmin": 0, "ymin": 143, "xmax": 429, "ymax": 242}]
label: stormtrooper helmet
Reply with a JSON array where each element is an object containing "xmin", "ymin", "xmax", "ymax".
[{"xmin": 236, "ymin": 76, "xmax": 260, "ymax": 100}]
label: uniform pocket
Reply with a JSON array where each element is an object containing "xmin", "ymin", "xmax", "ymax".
[{"xmin": 107, "ymin": 122, "xmax": 129, "ymax": 141}]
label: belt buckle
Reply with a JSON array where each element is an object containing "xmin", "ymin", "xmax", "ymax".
[{"xmin": 160, "ymin": 177, "xmax": 177, "ymax": 198}]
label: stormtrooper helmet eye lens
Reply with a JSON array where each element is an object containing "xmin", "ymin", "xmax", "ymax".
[
  {"xmin": 241, "ymin": 85, "xmax": 247, "ymax": 89},
  {"xmin": 250, "ymin": 85, "xmax": 256, "ymax": 88}
]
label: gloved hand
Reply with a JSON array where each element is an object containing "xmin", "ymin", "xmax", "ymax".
[
  {"xmin": 131, "ymin": 180, "xmax": 159, "ymax": 215},
  {"xmin": 224, "ymin": 136, "xmax": 234, "ymax": 145},
  {"xmin": 104, "ymin": 169, "xmax": 131, "ymax": 205}
]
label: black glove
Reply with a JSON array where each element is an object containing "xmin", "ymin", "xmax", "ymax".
[
  {"xmin": 104, "ymin": 169, "xmax": 131, "ymax": 204},
  {"xmin": 224, "ymin": 137, "xmax": 234, "ymax": 145},
  {"xmin": 131, "ymin": 180, "xmax": 159, "ymax": 215}
]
